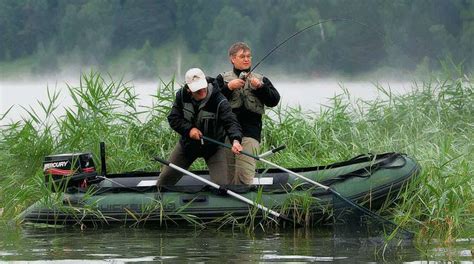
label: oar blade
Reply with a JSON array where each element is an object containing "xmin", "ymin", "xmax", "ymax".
[{"xmin": 331, "ymin": 190, "xmax": 413, "ymax": 241}]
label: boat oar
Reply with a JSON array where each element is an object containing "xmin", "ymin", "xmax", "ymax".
[
  {"xmin": 257, "ymin": 145, "xmax": 286, "ymax": 158},
  {"xmin": 153, "ymin": 156, "xmax": 300, "ymax": 227},
  {"xmin": 202, "ymin": 136, "xmax": 413, "ymax": 237}
]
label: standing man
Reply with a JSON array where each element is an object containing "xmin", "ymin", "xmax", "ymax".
[
  {"xmin": 157, "ymin": 68, "xmax": 243, "ymax": 187},
  {"xmin": 216, "ymin": 42, "xmax": 280, "ymax": 185}
]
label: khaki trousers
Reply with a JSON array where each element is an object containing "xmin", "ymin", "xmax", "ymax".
[
  {"xmin": 157, "ymin": 142, "xmax": 229, "ymax": 186},
  {"xmin": 226, "ymin": 137, "xmax": 259, "ymax": 185}
]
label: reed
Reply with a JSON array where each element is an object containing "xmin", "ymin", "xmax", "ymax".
[
  {"xmin": 0, "ymin": 66, "xmax": 472, "ymax": 241},
  {"xmin": 262, "ymin": 64, "xmax": 473, "ymax": 243},
  {"xmin": 279, "ymin": 184, "xmax": 323, "ymax": 227}
]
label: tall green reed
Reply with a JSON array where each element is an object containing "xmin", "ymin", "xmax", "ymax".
[
  {"xmin": 0, "ymin": 66, "xmax": 472, "ymax": 241},
  {"xmin": 261, "ymin": 64, "xmax": 473, "ymax": 242},
  {"xmin": 0, "ymin": 71, "xmax": 178, "ymax": 219}
]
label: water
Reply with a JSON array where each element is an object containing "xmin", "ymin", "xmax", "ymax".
[
  {"xmin": 1, "ymin": 225, "xmax": 470, "ymax": 263},
  {"xmin": 0, "ymin": 224, "xmax": 472, "ymax": 263},
  {"xmin": 0, "ymin": 78, "xmax": 412, "ymax": 125}
]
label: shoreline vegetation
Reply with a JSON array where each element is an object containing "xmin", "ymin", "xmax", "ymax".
[
  {"xmin": 2, "ymin": 1, "xmax": 473, "ymax": 80},
  {"xmin": 0, "ymin": 65, "xmax": 473, "ymax": 245}
]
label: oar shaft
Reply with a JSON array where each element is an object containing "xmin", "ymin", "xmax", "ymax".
[
  {"xmin": 225, "ymin": 189, "xmax": 281, "ymax": 217},
  {"xmin": 201, "ymin": 136, "xmax": 328, "ymax": 190},
  {"xmin": 167, "ymin": 163, "xmax": 220, "ymax": 189},
  {"xmin": 259, "ymin": 145, "xmax": 286, "ymax": 158},
  {"xmin": 157, "ymin": 158, "xmax": 282, "ymax": 219},
  {"xmin": 258, "ymin": 158, "xmax": 330, "ymax": 191},
  {"xmin": 202, "ymin": 136, "xmax": 260, "ymax": 160},
  {"xmin": 257, "ymin": 153, "xmax": 413, "ymax": 235},
  {"xmin": 200, "ymin": 136, "xmax": 413, "ymax": 236}
]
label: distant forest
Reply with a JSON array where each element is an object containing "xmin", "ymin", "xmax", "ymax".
[{"xmin": 1, "ymin": 0, "xmax": 473, "ymax": 78}]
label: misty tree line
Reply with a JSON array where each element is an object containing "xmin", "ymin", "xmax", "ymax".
[{"xmin": 1, "ymin": 0, "xmax": 473, "ymax": 77}]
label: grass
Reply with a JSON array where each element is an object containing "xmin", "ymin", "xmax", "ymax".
[
  {"xmin": 0, "ymin": 65, "xmax": 473, "ymax": 243},
  {"xmin": 263, "ymin": 63, "xmax": 473, "ymax": 243}
]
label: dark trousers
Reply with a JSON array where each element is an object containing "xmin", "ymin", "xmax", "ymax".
[{"xmin": 157, "ymin": 142, "xmax": 228, "ymax": 186}]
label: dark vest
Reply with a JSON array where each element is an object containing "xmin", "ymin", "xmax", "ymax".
[{"xmin": 181, "ymin": 84, "xmax": 225, "ymax": 141}]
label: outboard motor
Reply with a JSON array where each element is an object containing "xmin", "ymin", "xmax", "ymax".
[{"xmin": 43, "ymin": 152, "xmax": 98, "ymax": 191}]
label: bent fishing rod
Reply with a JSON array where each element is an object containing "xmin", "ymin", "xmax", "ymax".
[{"xmin": 244, "ymin": 18, "xmax": 383, "ymax": 78}]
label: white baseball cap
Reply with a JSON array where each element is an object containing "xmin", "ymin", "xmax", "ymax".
[{"xmin": 185, "ymin": 68, "xmax": 208, "ymax": 92}]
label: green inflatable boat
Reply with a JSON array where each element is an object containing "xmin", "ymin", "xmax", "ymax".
[{"xmin": 20, "ymin": 152, "xmax": 420, "ymax": 227}]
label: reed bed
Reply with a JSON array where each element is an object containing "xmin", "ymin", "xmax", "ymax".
[{"xmin": 0, "ymin": 67, "xmax": 472, "ymax": 243}]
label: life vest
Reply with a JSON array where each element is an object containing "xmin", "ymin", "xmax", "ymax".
[
  {"xmin": 181, "ymin": 84, "xmax": 225, "ymax": 140},
  {"xmin": 222, "ymin": 71, "xmax": 265, "ymax": 114}
]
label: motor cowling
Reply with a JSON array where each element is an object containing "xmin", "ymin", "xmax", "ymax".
[{"xmin": 43, "ymin": 152, "xmax": 97, "ymax": 191}]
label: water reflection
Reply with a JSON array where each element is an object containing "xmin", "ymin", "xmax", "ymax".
[{"xmin": 1, "ymin": 225, "xmax": 471, "ymax": 263}]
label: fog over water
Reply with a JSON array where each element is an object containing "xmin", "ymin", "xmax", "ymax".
[{"xmin": 0, "ymin": 77, "xmax": 412, "ymax": 125}]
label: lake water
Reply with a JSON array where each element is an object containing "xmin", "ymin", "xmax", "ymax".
[
  {"xmin": 0, "ymin": 77, "xmax": 412, "ymax": 125},
  {"xmin": 1, "ymin": 224, "xmax": 472, "ymax": 263}
]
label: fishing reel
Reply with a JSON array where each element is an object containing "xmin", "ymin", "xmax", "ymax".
[{"xmin": 239, "ymin": 71, "xmax": 250, "ymax": 81}]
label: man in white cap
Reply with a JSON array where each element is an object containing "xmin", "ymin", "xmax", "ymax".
[{"xmin": 157, "ymin": 68, "xmax": 243, "ymax": 186}]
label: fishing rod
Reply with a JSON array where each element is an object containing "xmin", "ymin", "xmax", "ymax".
[{"xmin": 246, "ymin": 18, "xmax": 384, "ymax": 77}]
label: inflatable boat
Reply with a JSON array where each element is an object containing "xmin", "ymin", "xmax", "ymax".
[{"xmin": 20, "ymin": 151, "xmax": 420, "ymax": 227}]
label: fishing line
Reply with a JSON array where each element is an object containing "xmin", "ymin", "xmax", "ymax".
[
  {"xmin": 249, "ymin": 18, "xmax": 384, "ymax": 75},
  {"xmin": 248, "ymin": 17, "xmax": 429, "ymax": 155}
]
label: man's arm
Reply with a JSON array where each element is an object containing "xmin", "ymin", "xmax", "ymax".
[
  {"xmin": 216, "ymin": 95, "xmax": 242, "ymax": 143},
  {"xmin": 167, "ymin": 90, "xmax": 193, "ymax": 137},
  {"xmin": 252, "ymin": 77, "xmax": 280, "ymax": 107},
  {"xmin": 216, "ymin": 74, "xmax": 233, "ymax": 99}
]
